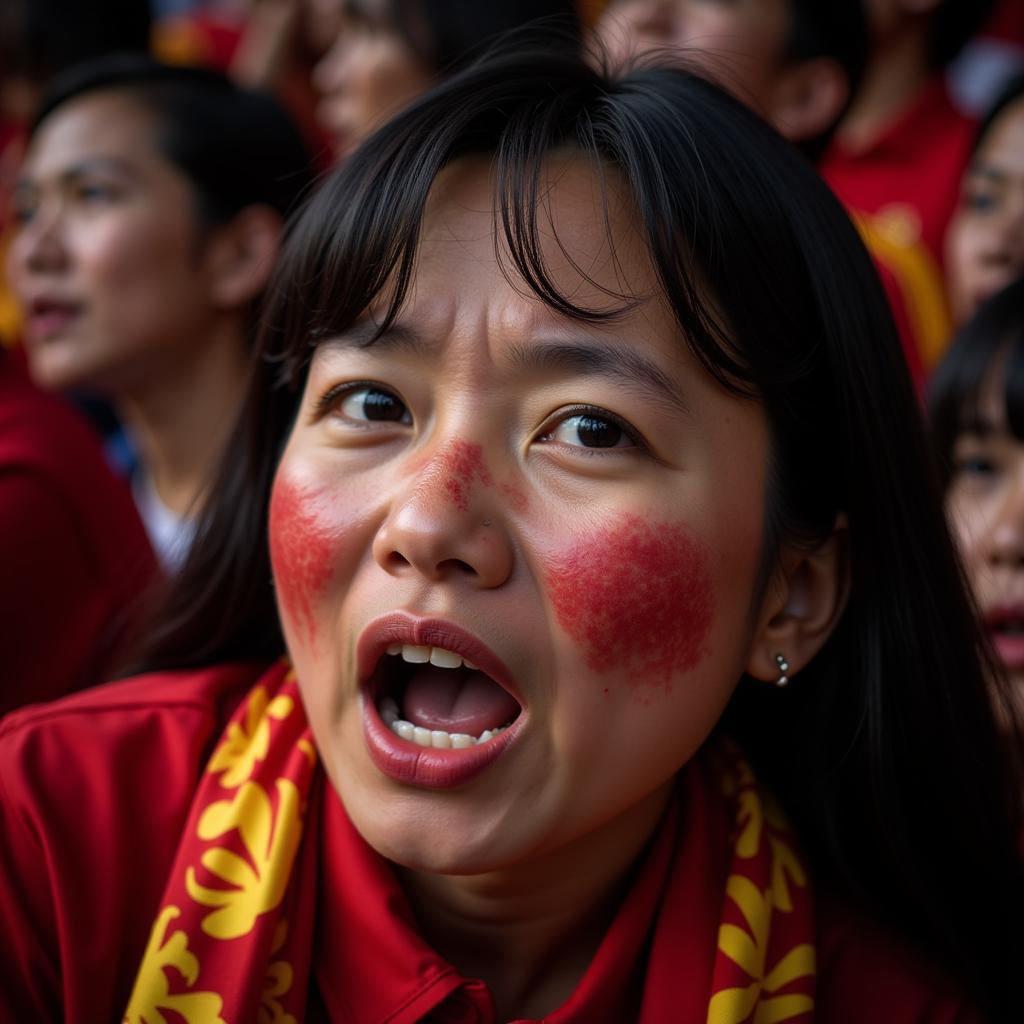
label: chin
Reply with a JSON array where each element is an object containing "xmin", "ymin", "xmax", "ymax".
[{"xmin": 344, "ymin": 789, "xmax": 535, "ymax": 877}]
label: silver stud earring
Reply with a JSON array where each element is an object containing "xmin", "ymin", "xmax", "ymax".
[{"xmin": 774, "ymin": 654, "xmax": 790, "ymax": 688}]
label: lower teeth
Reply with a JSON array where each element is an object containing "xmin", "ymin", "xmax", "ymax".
[{"xmin": 379, "ymin": 697, "xmax": 510, "ymax": 748}]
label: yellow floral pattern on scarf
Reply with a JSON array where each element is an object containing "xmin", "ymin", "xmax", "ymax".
[
  {"xmin": 207, "ymin": 685, "xmax": 294, "ymax": 789},
  {"xmin": 707, "ymin": 742, "xmax": 815, "ymax": 1024},
  {"xmin": 125, "ymin": 665, "xmax": 815, "ymax": 1023},
  {"xmin": 124, "ymin": 663, "xmax": 311, "ymax": 1024},
  {"xmin": 185, "ymin": 778, "xmax": 304, "ymax": 939},
  {"xmin": 124, "ymin": 906, "xmax": 226, "ymax": 1024}
]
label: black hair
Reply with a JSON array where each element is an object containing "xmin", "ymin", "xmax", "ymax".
[
  {"xmin": 0, "ymin": 0, "xmax": 151, "ymax": 86},
  {"xmin": 929, "ymin": 277, "xmax": 1024, "ymax": 487},
  {"xmin": 929, "ymin": 0, "xmax": 998, "ymax": 68},
  {"xmin": 31, "ymin": 54, "xmax": 314, "ymax": 226},
  {"xmin": 971, "ymin": 70, "xmax": 1024, "ymax": 157},
  {"xmin": 389, "ymin": 0, "xmax": 581, "ymax": 73},
  {"xmin": 138, "ymin": 49, "xmax": 1023, "ymax": 1016},
  {"xmin": 785, "ymin": 0, "xmax": 868, "ymax": 159}
]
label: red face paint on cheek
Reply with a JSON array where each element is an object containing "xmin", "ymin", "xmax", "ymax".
[
  {"xmin": 545, "ymin": 514, "xmax": 714, "ymax": 693},
  {"xmin": 268, "ymin": 477, "xmax": 337, "ymax": 645}
]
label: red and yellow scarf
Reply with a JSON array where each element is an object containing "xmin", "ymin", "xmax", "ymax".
[{"xmin": 123, "ymin": 660, "xmax": 816, "ymax": 1023}]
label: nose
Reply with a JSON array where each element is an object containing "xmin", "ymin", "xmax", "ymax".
[
  {"xmin": 981, "ymin": 195, "xmax": 1024, "ymax": 271},
  {"xmin": 987, "ymin": 468, "xmax": 1024, "ymax": 569},
  {"xmin": 13, "ymin": 202, "xmax": 68, "ymax": 277},
  {"xmin": 372, "ymin": 442, "xmax": 515, "ymax": 589},
  {"xmin": 313, "ymin": 33, "xmax": 347, "ymax": 95}
]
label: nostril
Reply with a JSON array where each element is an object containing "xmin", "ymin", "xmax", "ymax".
[{"xmin": 442, "ymin": 559, "xmax": 476, "ymax": 576}]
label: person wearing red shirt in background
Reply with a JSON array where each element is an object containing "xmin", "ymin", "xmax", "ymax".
[
  {"xmin": 820, "ymin": 0, "xmax": 997, "ymax": 381},
  {"xmin": 0, "ymin": 347, "xmax": 156, "ymax": 715},
  {"xmin": 0, "ymin": 51, "xmax": 1020, "ymax": 1023},
  {"xmin": 6, "ymin": 57, "xmax": 313, "ymax": 572},
  {"xmin": 594, "ymin": 0, "xmax": 867, "ymax": 163}
]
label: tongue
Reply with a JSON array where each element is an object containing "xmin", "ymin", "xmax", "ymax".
[{"xmin": 403, "ymin": 667, "xmax": 520, "ymax": 735}]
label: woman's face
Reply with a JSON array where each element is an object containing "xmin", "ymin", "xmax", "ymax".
[
  {"xmin": 945, "ymin": 97, "xmax": 1024, "ymax": 325},
  {"xmin": 312, "ymin": 0, "xmax": 433, "ymax": 161},
  {"xmin": 947, "ymin": 364, "xmax": 1024, "ymax": 699},
  {"xmin": 7, "ymin": 90, "xmax": 219, "ymax": 395},
  {"xmin": 270, "ymin": 157, "xmax": 775, "ymax": 876},
  {"xmin": 595, "ymin": 0, "xmax": 792, "ymax": 110}
]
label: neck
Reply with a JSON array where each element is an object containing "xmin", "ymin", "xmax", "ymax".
[
  {"xmin": 117, "ymin": 318, "xmax": 250, "ymax": 517},
  {"xmin": 837, "ymin": 20, "xmax": 932, "ymax": 151},
  {"xmin": 397, "ymin": 783, "xmax": 671, "ymax": 1019}
]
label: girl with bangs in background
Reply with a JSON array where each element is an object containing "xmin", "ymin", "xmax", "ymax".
[{"xmin": 0, "ymin": 47, "xmax": 1021, "ymax": 1023}]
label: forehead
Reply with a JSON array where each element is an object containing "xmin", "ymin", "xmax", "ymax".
[
  {"xmin": 976, "ymin": 98, "xmax": 1024, "ymax": 168},
  {"xmin": 406, "ymin": 154, "xmax": 668, "ymax": 337},
  {"xmin": 26, "ymin": 91, "xmax": 160, "ymax": 173}
]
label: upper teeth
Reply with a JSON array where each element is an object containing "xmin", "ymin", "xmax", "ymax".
[{"xmin": 386, "ymin": 643, "xmax": 477, "ymax": 670}]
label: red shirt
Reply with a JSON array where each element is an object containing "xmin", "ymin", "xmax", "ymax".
[
  {"xmin": 820, "ymin": 77, "xmax": 975, "ymax": 377},
  {"xmin": 0, "ymin": 353, "xmax": 157, "ymax": 714},
  {"xmin": 0, "ymin": 663, "xmax": 977, "ymax": 1022}
]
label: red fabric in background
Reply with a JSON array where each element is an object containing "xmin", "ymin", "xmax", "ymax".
[
  {"xmin": 821, "ymin": 77, "xmax": 974, "ymax": 271},
  {"xmin": 0, "ymin": 352, "xmax": 156, "ymax": 714},
  {"xmin": 820, "ymin": 77, "xmax": 974, "ymax": 378}
]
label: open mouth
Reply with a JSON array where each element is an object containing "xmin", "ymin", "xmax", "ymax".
[
  {"xmin": 369, "ymin": 643, "xmax": 523, "ymax": 750},
  {"xmin": 991, "ymin": 619, "xmax": 1024, "ymax": 637}
]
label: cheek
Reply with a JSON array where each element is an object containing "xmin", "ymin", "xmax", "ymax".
[
  {"xmin": 544, "ymin": 513, "xmax": 715, "ymax": 696},
  {"xmin": 78, "ymin": 214, "xmax": 193, "ymax": 305},
  {"xmin": 269, "ymin": 474, "xmax": 350, "ymax": 646}
]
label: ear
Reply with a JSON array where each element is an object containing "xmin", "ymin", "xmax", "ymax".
[
  {"xmin": 745, "ymin": 514, "xmax": 850, "ymax": 684},
  {"xmin": 769, "ymin": 57, "xmax": 849, "ymax": 146},
  {"xmin": 203, "ymin": 204, "xmax": 283, "ymax": 310}
]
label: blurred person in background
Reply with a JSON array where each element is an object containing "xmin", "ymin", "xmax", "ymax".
[
  {"xmin": 6, "ymin": 57, "xmax": 313, "ymax": 571},
  {"xmin": 0, "ymin": 0, "xmax": 153, "ymax": 345},
  {"xmin": 311, "ymin": 0, "xmax": 582, "ymax": 161},
  {"xmin": 0, "ymin": 344, "xmax": 156, "ymax": 715},
  {"xmin": 594, "ymin": 0, "xmax": 868, "ymax": 161},
  {"xmin": 928, "ymin": 278, "xmax": 1024, "ymax": 721},
  {"xmin": 945, "ymin": 72, "xmax": 1024, "ymax": 328},
  {"xmin": 820, "ymin": 0, "xmax": 997, "ymax": 379}
]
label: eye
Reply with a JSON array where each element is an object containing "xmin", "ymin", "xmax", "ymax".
[
  {"xmin": 324, "ymin": 383, "xmax": 412, "ymax": 425},
  {"xmin": 954, "ymin": 455, "xmax": 998, "ymax": 478},
  {"xmin": 965, "ymin": 191, "xmax": 998, "ymax": 214},
  {"xmin": 10, "ymin": 197, "xmax": 37, "ymax": 226},
  {"xmin": 74, "ymin": 182, "xmax": 121, "ymax": 205},
  {"xmin": 539, "ymin": 407, "xmax": 638, "ymax": 450}
]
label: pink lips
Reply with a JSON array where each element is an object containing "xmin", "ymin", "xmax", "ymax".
[
  {"xmin": 25, "ymin": 298, "xmax": 82, "ymax": 342},
  {"xmin": 985, "ymin": 604, "xmax": 1024, "ymax": 670},
  {"xmin": 357, "ymin": 612, "xmax": 525, "ymax": 789}
]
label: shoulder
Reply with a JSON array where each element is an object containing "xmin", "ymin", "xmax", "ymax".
[
  {"xmin": 0, "ymin": 661, "xmax": 273, "ymax": 1022},
  {"xmin": 815, "ymin": 896, "xmax": 980, "ymax": 1023},
  {"xmin": 0, "ymin": 356, "xmax": 152, "ymax": 577},
  {"xmin": 0, "ymin": 660, "xmax": 265, "ymax": 778}
]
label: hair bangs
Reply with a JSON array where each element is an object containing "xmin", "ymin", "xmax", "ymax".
[
  {"xmin": 260, "ymin": 51, "xmax": 792, "ymax": 400},
  {"xmin": 929, "ymin": 278, "xmax": 1024, "ymax": 484}
]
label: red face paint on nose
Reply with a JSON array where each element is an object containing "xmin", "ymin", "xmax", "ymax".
[
  {"xmin": 441, "ymin": 440, "xmax": 493, "ymax": 511},
  {"xmin": 268, "ymin": 477, "xmax": 336, "ymax": 644},
  {"xmin": 545, "ymin": 514, "xmax": 714, "ymax": 694}
]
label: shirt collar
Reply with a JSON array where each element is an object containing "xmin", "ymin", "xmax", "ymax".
[{"xmin": 311, "ymin": 762, "xmax": 724, "ymax": 1023}]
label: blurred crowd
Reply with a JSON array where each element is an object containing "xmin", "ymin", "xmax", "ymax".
[
  {"xmin": 1, "ymin": 2, "xmax": 1024, "ymax": 1020},
  {"xmin": 0, "ymin": 0, "xmax": 1022, "ymax": 715}
]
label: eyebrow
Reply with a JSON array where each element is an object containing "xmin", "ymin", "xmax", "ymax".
[
  {"xmin": 320, "ymin": 320, "xmax": 434, "ymax": 356},
  {"xmin": 969, "ymin": 164, "xmax": 1009, "ymax": 185},
  {"xmin": 506, "ymin": 339, "xmax": 690, "ymax": 415},
  {"xmin": 321, "ymin": 322, "xmax": 690, "ymax": 414},
  {"xmin": 13, "ymin": 156, "xmax": 140, "ymax": 196},
  {"xmin": 958, "ymin": 413, "xmax": 1000, "ymax": 438}
]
